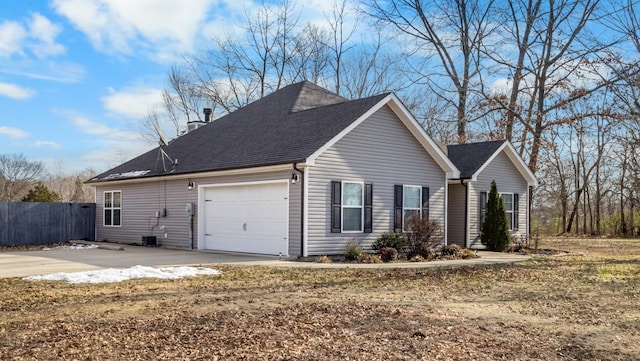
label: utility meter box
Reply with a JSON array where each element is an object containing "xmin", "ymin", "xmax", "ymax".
[{"xmin": 185, "ymin": 203, "xmax": 194, "ymax": 216}]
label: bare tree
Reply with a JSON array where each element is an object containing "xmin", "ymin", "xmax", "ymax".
[
  {"xmin": 326, "ymin": 0, "xmax": 359, "ymax": 95},
  {"xmin": 0, "ymin": 154, "xmax": 45, "ymax": 201},
  {"xmin": 367, "ymin": 0, "xmax": 497, "ymax": 143}
]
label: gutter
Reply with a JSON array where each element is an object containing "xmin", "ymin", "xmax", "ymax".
[{"xmin": 293, "ymin": 163, "xmax": 305, "ymax": 257}]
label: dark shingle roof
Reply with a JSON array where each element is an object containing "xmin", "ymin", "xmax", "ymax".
[
  {"xmin": 90, "ymin": 81, "xmax": 389, "ymax": 182},
  {"xmin": 446, "ymin": 140, "xmax": 506, "ymax": 179}
]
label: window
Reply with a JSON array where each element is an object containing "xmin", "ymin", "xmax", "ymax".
[
  {"xmin": 479, "ymin": 191, "xmax": 519, "ymax": 231},
  {"xmin": 394, "ymin": 185, "xmax": 429, "ymax": 232},
  {"xmin": 342, "ymin": 182, "xmax": 363, "ymax": 232},
  {"xmin": 501, "ymin": 193, "xmax": 513, "ymax": 230},
  {"xmin": 104, "ymin": 191, "xmax": 121, "ymax": 226},
  {"xmin": 331, "ymin": 181, "xmax": 372, "ymax": 233},
  {"xmin": 403, "ymin": 185, "xmax": 422, "ymax": 231}
]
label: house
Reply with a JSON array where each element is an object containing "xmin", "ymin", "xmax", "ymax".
[
  {"xmin": 446, "ymin": 140, "xmax": 538, "ymax": 248},
  {"xmin": 87, "ymin": 81, "xmax": 460, "ymax": 257}
]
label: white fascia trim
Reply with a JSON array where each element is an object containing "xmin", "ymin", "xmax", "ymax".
[
  {"xmin": 90, "ymin": 164, "xmax": 295, "ymax": 186},
  {"xmin": 471, "ymin": 141, "xmax": 538, "ymax": 187}
]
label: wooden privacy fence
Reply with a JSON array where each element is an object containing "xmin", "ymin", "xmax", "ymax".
[{"xmin": 0, "ymin": 202, "xmax": 96, "ymax": 246}]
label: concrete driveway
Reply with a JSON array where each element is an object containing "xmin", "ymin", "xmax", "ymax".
[
  {"xmin": 0, "ymin": 242, "xmax": 277, "ymax": 278},
  {"xmin": 0, "ymin": 241, "xmax": 531, "ymax": 279}
]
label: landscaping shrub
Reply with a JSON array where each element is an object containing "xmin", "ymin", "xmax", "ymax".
[
  {"xmin": 344, "ymin": 239, "xmax": 363, "ymax": 261},
  {"xmin": 315, "ymin": 255, "xmax": 332, "ymax": 263},
  {"xmin": 378, "ymin": 247, "xmax": 399, "ymax": 262},
  {"xmin": 372, "ymin": 233, "xmax": 406, "ymax": 253},
  {"xmin": 357, "ymin": 253, "xmax": 382, "ymax": 263},
  {"xmin": 441, "ymin": 244, "xmax": 463, "ymax": 257},
  {"xmin": 481, "ymin": 180, "xmax": 511, "ymax": 251},
  {"xmin": 409, "ymin": 255, "xmax": 426, "ymax": 262},
  {"xmin": 461, "ymin": 248, "xmax": 478, "ymax": 259},
  {"xmin": 509, "ymin": 234, "xmax": 529, "ymax": 252},
  {"xmin": 405, "ymin": 217, "xmax": 443, "ymax": 259}
]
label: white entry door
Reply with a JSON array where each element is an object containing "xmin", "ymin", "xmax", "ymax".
[{"xmin": 203, "ymin": 182, "xmax": 289, "ymax": 256}]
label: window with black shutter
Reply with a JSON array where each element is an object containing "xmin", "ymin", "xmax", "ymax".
[
  {"xmin": 395, "ymin": 185, "xmax": 429, "ymax": 232},
  {"xmin": 479, "ymin": 191, "xmax": 487, "ymax": 231},
  {"xmin": 330, "ymin": 181, "xmax": 341, "ymax": 233},
  {"xmin": 513, "ymin": 193, "xmax": 519, "ymax": 231},
  {"xmin": 331, "ymin": 181, "xmax": 372, "ymax": 233}
]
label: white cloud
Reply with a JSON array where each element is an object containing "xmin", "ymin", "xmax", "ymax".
[
  {"xmin": 0, "ymin": 82, "xmax": 35, "ymax": 99},
  {"xmin": 33, "ymin": 140, "xmax": 61, "ymax": 149},
  {"xmin": 52, "ymin": 0, "xmax": 218, "ymax": 61},
  {"xmin": 70, "ymin": 114, "xmax": 141, "ymax": 140},
  {"xmin": 0, "ymin": 20, "xmax": 27, "ymax": 57},
  {"xmin": 102, "ymin": 86, "xmax": 164, "ymax": 119},
  {"xmin": 0, "ymin": 126, "xmax": 29, "ymax": 138},
  {"xmin": 1, "ymin": 61, "xmax": 86, "ymax": 83},
  {"xmin": 0, "ymin": 14, "xmax": 64, "ymax": 59},
  {"xmin": 27, "ymin": 13, "xmax": 65, "ymax": 58}
]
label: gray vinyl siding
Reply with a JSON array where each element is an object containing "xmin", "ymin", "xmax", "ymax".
[
  {"xmin": 96, "ymin": 180, "xmax": 196, "ymax": 248},
  {"xmin": 307, "ymin": 105, "xmax": 447, "ymax": 255},
  {"xmin": 447, "ymin": 183, "xmax": 466, "ymax": 247},
  {"xmin": 95, "ymin": 169, "xmax": 301, "ymax": 254},
  {"xmin": 469, "ymin": 151, "xmax": 529, "ymax": 248}
]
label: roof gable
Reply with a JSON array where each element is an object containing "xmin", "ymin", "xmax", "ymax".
[{"xmin": 447, "ymin": 140, "xmax": 537, "ymax": 186}]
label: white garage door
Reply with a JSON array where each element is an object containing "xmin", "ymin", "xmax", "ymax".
[{"xmin": 203, "ymin": 182, "xmax": 289, "ymax": 256}]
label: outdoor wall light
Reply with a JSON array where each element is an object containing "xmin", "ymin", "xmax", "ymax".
[
  {"xmin": 290, "ymin": 172, "xmax": 300, "ymax": 184},
  {"xmin": 187, "ymin": 179, "xmax": 195, "ymax": 190}
]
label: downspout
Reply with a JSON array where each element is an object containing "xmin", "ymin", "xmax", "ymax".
[
  {"xmin": 461, "ymin": 179, "xmax": 468, "ymax": 248},
  {"xmin": 293, "ymin": 163, "xmax": 304, "ymax": 257}
]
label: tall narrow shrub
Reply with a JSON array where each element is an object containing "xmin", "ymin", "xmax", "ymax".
[{"xmin": 481, "ymin": 180, "xmax": 510, "ymax": 251}]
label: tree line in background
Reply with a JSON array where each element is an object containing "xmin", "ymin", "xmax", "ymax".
[
  {"xmin": 0, "ymin": 154, "xmax": 96, "ymax": 203},
  {"xmin": 146, "ymin": 0, "xmax": 638, "ymax": 237}
]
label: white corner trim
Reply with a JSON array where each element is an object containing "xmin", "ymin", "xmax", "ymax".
[{"xmin": 303, "ymin": 165, "xmax": 309, "ymax": 257}]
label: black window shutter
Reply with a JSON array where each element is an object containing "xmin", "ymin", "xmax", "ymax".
[
  {"xmin": 422, "ymin": 187, "xmax": 430, "ymax": 221},
  {"xmin": 479, "ymin": 191, "xmax": 488, "ymax": 231},
  {"xmin": 364, "ymin": 183, "xmax": 373, "ymax": 233},
  {"xmin": 331, "ymin": 181, "xmax": 341, "ymax": 233},
  {"xmin": 394, "ymin": 185, "xmax": 403, "ymax": 232},
  {"xmin": 513, "ymin": 193, "xmax": 520, "ymax": 230}
]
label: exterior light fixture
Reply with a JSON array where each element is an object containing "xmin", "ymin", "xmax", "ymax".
[
  {"xmin": 290, "ymin": 173, "xmax": 299, "ymax": 184},
  {"xmin": 187, "ymin": 180, "xmax": 195, "ymax": 190}
]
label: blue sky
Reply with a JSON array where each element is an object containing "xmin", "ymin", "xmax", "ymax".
[{"xmin": 0, "ymin": 0, "xmax": 336, "ymax": 174}]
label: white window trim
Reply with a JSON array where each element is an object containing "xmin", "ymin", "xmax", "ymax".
[
  {"xmin": 403, "ymin": 185, "xmax": 422, "ymax": 232},
  {"xmin": 341, "ymin": 181, "xmax": 364, "ymax": 233},
  {"xmin": 500, "ymin": 192, "xmax": 514, "ymax": 231},
  {"xmin": 103, "ymin": 190, "xmax": 122, "ymax": 227}
]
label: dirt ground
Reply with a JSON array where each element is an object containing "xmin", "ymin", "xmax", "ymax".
[{"xmin": 1, "ymin": 238, "xmax": 639, "ymax": 360}]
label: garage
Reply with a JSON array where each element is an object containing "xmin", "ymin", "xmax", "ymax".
[{"xmin": 201, "ymin": 181, "xmax": 289, "ymax": 256}]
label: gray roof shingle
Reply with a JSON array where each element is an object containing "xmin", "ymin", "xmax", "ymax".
[
  {"xmin": 446, "ymin": 140, "xmax": 506, "ymax": 179},
  {"xmin": 90, "ymin": 81, "xmax": 389, "ymax": 182}
]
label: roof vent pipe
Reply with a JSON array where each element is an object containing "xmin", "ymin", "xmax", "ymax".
[{"xmin": 203, "ymin": 108, "xmax": 212, "ymax": 122}]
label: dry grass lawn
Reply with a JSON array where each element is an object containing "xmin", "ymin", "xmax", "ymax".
[{"xmin": 1, "ymin": 238, "xmax": 639, "ymax": 360}]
